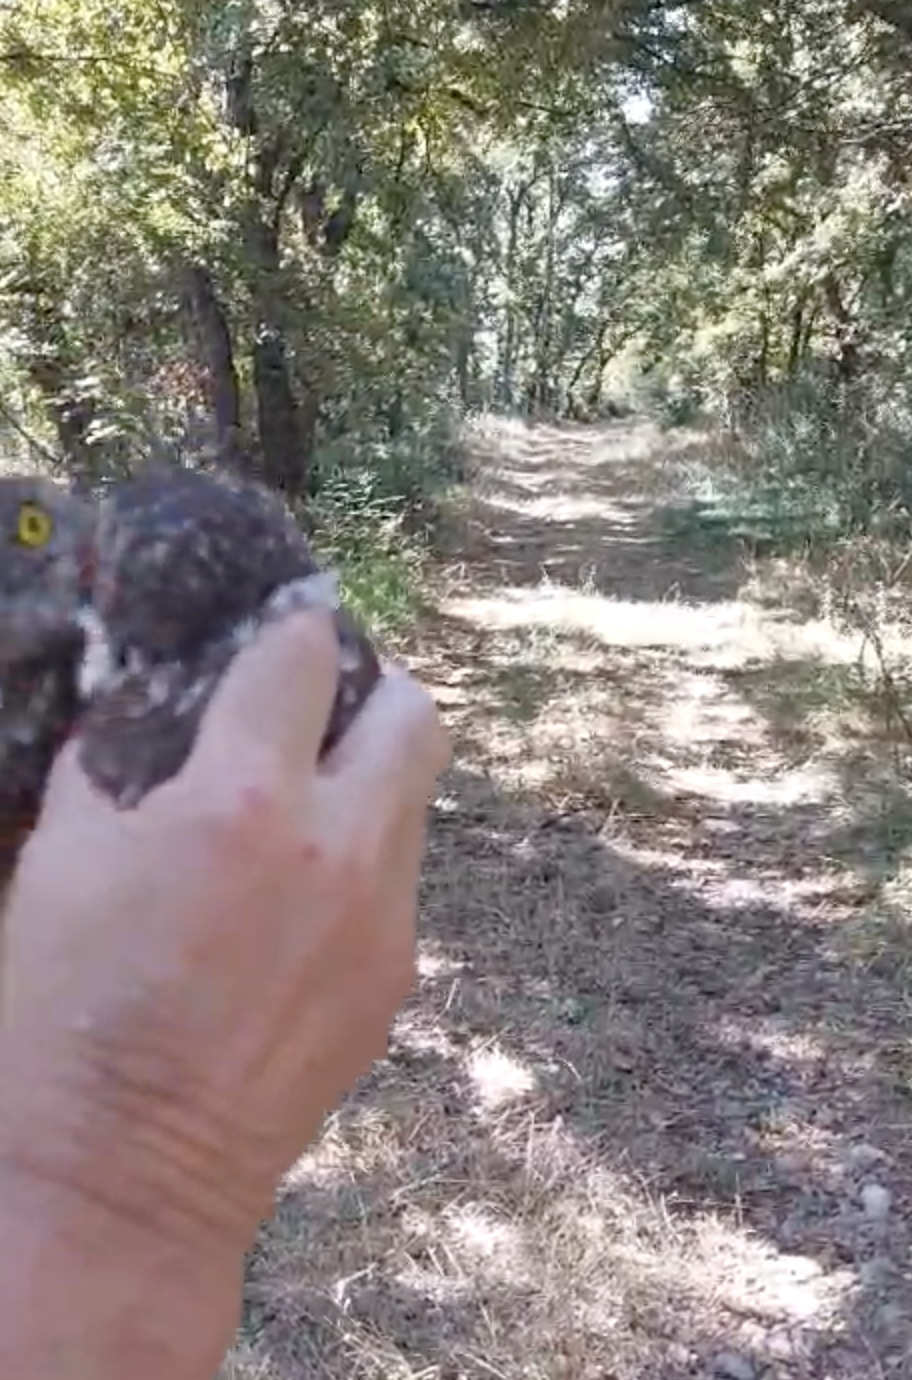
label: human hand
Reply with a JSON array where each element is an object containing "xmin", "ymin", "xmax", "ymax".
[{"xmin": 0, "ymin": 608, "xmax": 449, "ymax": 1380}]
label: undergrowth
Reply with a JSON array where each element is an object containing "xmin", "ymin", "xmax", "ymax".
[
  {"xmin": 310, "ymin": 498, "xmax": 431, "ymax": 640},
  {"xmin": 673, "ymin": 375, "xmax": 912, "ymax": 639},
  {"xmin": 667, "ymin": 374, "xmax": 912, "ymax": 989},
  {"xmin": 303, "ymin": 411, "xmax": 466, "ymax": 637}
]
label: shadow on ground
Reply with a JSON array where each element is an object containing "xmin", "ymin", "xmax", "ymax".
[
  {"xmin": 447, "ymin": 419, "xmax": 751, "ymax": 607},
  {"xmin": 225, "ymin": 756, "xmax": 912, "ymax": 1380},
  {"xmin": 224, "ymin": 419, "xmax": 912, "ymax": 1380}
]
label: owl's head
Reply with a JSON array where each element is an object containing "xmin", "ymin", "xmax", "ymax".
[{"xmin": 0, "ymin": 475, "xmax": 96, "ymax": 667}]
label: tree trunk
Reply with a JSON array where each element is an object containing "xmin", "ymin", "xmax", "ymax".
[
  {"xmin": 530, "ymin": 163, "xmax": 559, "ymax": 415},
  {"xmin": 252, "ymin": 325, "xmax": 310, "ymax": 494},
  {"xmin": 179, "ymin": 264, "xmax": 248, "ymax": 472},
  {"xmin": 499, "ymin": 182, "xmax": 525, "ymax": 408},
  {"xmin": 26, "ymin": 355, "xmax": 98, "ymax": 486},
  {"xmin": 823, "ymin": 272, "xmax": 863, "ymax": 380},
  {"xmin": 786, "ymin": 296, "xmax": 807, "ymax": 376},
  {"xmin": 226, "ymin": 43, "xmax": 314, "ymax": 496},
  {"xmin": 566, "ymin": 321, "xmax": 608, "ymax": 413},
  {"xmin": 245, "ymin": 214, "xmax": 312, "ymax": 495}
]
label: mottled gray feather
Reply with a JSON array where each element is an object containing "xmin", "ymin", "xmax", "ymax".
[{"xmin": 77, "ymin": 466, "xmax": 381, "ymax": 807}]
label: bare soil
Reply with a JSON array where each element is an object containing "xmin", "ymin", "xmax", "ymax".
[{"xmin": 223, "ymin": 419, "xmax": 912, "ymax": 1380}]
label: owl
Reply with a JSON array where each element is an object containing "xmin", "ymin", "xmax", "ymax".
[
  {"xmin": 0, "ymin": 476, "xmax": 95, "ymax": 884},
  {"xmin": 77, "ymin": 465, "xmax": 381, "ymax": 807},
  {"xmin": 0, "ymin": 465, "xmax": 381, "ymax": 882}
]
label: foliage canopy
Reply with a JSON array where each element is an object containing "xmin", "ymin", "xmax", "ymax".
[{"xmin": 1, "ymin": 0, "xmax": 911, "ymax": 528}]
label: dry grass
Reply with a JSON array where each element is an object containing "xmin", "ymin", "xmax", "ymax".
[{"xmin": 222, "ymin": 417, "xmax": 912, "ymax": 1380}]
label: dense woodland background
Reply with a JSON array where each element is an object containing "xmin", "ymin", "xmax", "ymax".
[{"xmin": 3, "ymin": 0, "xmax": 912, "ymax": 632}]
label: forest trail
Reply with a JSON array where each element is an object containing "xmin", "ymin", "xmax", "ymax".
[{"xmin": 230, "ymin": 420, "xmax": 912, "ymax": 1380}]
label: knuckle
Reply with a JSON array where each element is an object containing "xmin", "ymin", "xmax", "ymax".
[{"xmin": 190, "ymin": 755, "xmax": 295, "ymax": 856}]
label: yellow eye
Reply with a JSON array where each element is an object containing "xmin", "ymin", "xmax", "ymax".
[{"xmin": 16, "ymin": 502, "xmax": 54, "ymax": 548}]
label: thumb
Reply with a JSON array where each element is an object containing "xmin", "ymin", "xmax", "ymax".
[
  {"xmin": 38, "ymin": 736, "xmax": 111, "ymax": 830},
  {"xmin": 41, "ymin": 611, "xmax": 343, "ymax": 828},
  {"xmin": 184, "ymin": 608, "xmax": 342, "ymax": 790}
]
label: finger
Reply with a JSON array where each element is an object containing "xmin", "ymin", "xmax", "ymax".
[
  {"xmin": 320, "ymin": 666, "xmax": 450, "ymax": 818},
  {"xmin": 186, "ymin": 608, "xmax": 342, "ymax": 790},
  {"xmin": 38, "ymin": 737, "xmax": 111, "ymax": 829}
]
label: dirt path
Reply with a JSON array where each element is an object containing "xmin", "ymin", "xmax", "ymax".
[{"xmin": 228, "ymin": 420, "xmax": 912, "ymax": 1380}]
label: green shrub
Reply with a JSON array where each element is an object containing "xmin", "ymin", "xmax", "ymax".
[{"xmin": 709, "ymin": 373, "xmax": 912, "ymax": 551}]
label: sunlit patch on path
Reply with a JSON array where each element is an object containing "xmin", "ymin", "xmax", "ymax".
[{"xmin": 225, "ymin": 419, "xmax": 912, "ymax": 1380}]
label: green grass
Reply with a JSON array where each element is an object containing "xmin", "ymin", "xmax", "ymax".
[
  {"xmin": 663, "ymin": 375, "xmax": 912, "ymax": 562},
  {"xmin": 310, "ymin": 506, "xmax": 432, "ymax": 638},
  {"xmin": 303, "ymin": 418, "xmax": 464, "ymax": 637},
  {"xmin": 658, "ymin": 469, "xmax": 844, "ymax": 556}
]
